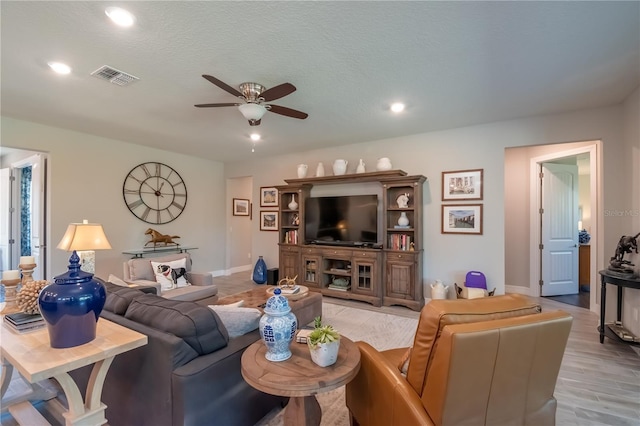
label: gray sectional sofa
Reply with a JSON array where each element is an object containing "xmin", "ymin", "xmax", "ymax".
[{"xmin": 70, "ymin": 280, "xmax": 287, "ymax": 426}]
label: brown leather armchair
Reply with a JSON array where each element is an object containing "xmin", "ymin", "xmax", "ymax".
[{"xmin": 345, "ymin": 294, "xmax": 572, "ymax": 426}]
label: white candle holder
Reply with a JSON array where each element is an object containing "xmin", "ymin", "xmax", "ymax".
[
  {"xmin": 1, "ymin": 278, "xmax": 22, "ymax": 314},
  {"xmin": 19, "ymin": 263, "xmax": 37, "ymax": 286}
]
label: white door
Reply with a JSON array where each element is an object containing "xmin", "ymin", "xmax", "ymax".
[
  {"xmin": 12, "ymin": 154, "xmax": 47, "ymax": 280},
  {"xmin": 540, "ymin": 163, "xmax": 579, "ymax": 296},
  {"xmin": 0, "ymin": 168, "xmax": 11, "ymax": 272}
]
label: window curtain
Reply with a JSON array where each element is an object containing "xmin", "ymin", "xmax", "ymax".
[{"xmin": 20, "ymin": 166, "xmax": 32, "ymax": 256}]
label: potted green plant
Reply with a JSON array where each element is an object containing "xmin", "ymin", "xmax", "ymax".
[{"xmin": 307, "ymin": 316, "xmax": 341, "ymax": 367}]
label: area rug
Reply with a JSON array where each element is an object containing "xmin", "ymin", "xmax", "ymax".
[{"xmin": 255, "ymin": 301, "xmax": 418, "ymax": 426}]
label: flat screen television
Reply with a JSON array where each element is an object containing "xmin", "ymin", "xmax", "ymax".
[{"xmin": 304, "ymin": 195, "xmax": 378, "ymax": 246}]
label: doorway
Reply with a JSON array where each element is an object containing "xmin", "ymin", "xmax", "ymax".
[
  {"xmin": 528, "ymin": 143, "xmax": 599, "ymax": 311},
  {"xmin": 0, "ymin": 149, "xmax": 48, "ymax": 280}
]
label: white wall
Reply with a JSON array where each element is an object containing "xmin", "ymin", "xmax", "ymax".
[
  {"xmin": 1, "ymin": 116, "xmax": 227, "ymax": 280},
  {"xmin": 621, "ymin": 86, "xmax": 640, "ymax": 336},
  {"xmin": 226, "ymin": 176, "xmax": 253, "ymax": 274},
  {"xmin": 225, "ymin": 105, "xmax": 626, "ymax": 298}
]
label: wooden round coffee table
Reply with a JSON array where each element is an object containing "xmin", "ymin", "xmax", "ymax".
[{"xmin": 241, "ymin": 336, "xmax": 361, "ymax": 426}]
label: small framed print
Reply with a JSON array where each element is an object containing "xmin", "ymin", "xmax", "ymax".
[
  {"xmin": 260, "ymin": 211, "xmax": 279, "ymax": 231},
  {"xmin": 232, "ymin": 198, "xmax": 250, "ymax": 216},
  {"xmin": 260, "ymin": 186, "xmax": 278, "ymax": 207},
  {"xmin": 442, "ymin": 204, "xmax": 483, "ymax": 235},
  {"xmin": 442, "ymin": 169, "xmax": 483, "ymax": 201}
]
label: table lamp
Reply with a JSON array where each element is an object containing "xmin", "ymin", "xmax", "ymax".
[
  {"xmin": 38, "ymin": 220, "xmax": 111, "ymax": 348},
  {"xmin": 56, "ymin": 219, "xmax": 112, "ymax": 273}
]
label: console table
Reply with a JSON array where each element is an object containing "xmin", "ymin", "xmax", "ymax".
[
  {"xmin": 1, "ymin": 318, "xmax": 147, "ymax": 425},
  {"xmin": 598, "ymin": 270, "xmax": 640, "ymax": 345},
  {"xmin": 122, "ymin": 246, "xmax": 197, "ymax": 258}
]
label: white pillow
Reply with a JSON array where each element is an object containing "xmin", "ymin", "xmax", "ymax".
[
  {"xmin": 208, "ymin": 305, "xmax": 261, "ymax": 338},
  {"xmin": 108, "ymin": 274, "xmax": 130, "ymax": 287},
  {"xmin": 151, "ymin": 258, "xmax": 189, "ymax": 290}
]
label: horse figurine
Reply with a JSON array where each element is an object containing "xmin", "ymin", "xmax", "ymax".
[
  {"xmin": 608, "ymin": 232, "xmax": 640, "ymax": 275},
  {"xmin": 144, "ymin": 228, "xmax": 181, "ymax": 247}
]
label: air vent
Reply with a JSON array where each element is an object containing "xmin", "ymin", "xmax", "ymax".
[{"xmin": 91, "ymin": 65, "xmax": 139, "ymax": 86}]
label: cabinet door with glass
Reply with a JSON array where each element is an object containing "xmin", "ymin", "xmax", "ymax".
[
  {"xmin": 352, "ymin": 258, "xmax": 378, "ymax": 296},
  {"xmin": 300, "ymin": 254, "xmax": 321, "ymax": 288}
]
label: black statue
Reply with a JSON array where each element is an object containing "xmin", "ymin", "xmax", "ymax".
[{"xmin": 608, "ymin": 232, "xmax": 640, "ymax": 276}]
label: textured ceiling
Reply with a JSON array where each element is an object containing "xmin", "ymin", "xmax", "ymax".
[{"xmin": 1, "ymin": 1, "xmax": 639, "ymax": 162}]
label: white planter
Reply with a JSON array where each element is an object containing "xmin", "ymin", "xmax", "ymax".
[{"xmin": 308, "ymin": 339, "xmax": 340, "ymax": 367}]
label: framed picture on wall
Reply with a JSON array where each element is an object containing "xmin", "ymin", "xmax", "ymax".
[
  {"xmin": 441, "ymin": 204, "xmax": 483, "ymax": 235},
  {"xmin": 260, "ymin": 186, "xmax": 278, "ymax": 207},
  {"xmin": 260, "ymin": 211, "xmax": 279, "ymax": 231},
  {"xmin": 442, "ymin": 169, "xmax": 483, "ymax": 201},
  {"xmin": 232, "ymin": 198, "xmax": 250, "ymax": 216}
]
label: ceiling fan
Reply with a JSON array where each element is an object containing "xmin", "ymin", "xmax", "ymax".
[{"xmin": 194, "ymin": 75, "xmax": 309, "ymax": 126}]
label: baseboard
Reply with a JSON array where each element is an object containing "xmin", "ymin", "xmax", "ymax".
[
  {"xmin": 505, "ymin": 285, "xmax": 535, "ymax": 296},
  {"xmin": 210, "ymin": 264, "xmax": 252, "ymax": 277}
]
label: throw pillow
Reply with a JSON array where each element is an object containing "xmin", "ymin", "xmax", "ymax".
[
  {"xmin": 151, "ymin": 258, "xmax": 189, "ymax": 290},
  {"xmin": 208, "ymin": 305, "xmax": 261, "ymax": 338},
  {"xmin": 108, "ymin": 274, "xmax": 130, "ymax": 287}
]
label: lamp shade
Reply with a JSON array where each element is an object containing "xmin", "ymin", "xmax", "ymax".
[
  {"xmin": 238, "ymin": 103, "xmax": 267, "ymax": 121},
  {"xmin": 57, "ymin": 220, "xmax": 112, "ymax": 251}
]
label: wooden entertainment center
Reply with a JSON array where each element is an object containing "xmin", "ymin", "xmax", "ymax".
[{"xmin": 276, "ymin": 170, "xmax": 426, "ymax": 311}]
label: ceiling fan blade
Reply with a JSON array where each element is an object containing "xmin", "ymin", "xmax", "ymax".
[
  {"xmin": 202, "ymin": 75, "xmax": 243, "ymax": 98},
  {"xmin": 194, "ymin": 103, "xmax": 241, "ymax": 108},
  {"xmin": 260, "ymin": 83, "xmax": 296, "ymax": 102},
  {"xmin": 267, "ymin": 104, "xmax": 309, "ymax": 120}
]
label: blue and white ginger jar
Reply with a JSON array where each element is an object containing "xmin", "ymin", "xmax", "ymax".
[{"xmin": 259, "ymin": 288, "xmax": 298, "ymax": 361}]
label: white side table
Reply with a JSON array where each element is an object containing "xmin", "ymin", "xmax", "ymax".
[{"xmin": 1, "ymin": 318, "xmax": 147, "ymax": 426}]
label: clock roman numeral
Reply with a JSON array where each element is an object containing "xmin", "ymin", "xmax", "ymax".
[
  {"xmin": 128, "ymin": 199, "xmax": 144, "ymax": 210},
  {"xmin": 141, "ymin": 207, "xmax": 151, "ymax": 221},
  {"xmin": 141, "ymin": 164, "xmax": 151, "ymax": 177},
  {"xmin": 124, "ymin": 189, "xmax": 139, "ymax": 194},
  {"xmin": 171, "ymin": 201, "xmax": 184, "ymax": 210}
]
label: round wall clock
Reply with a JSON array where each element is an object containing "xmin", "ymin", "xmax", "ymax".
[{"xmin": 123, "ymin": 162, "xmax": 187, "ymax": 224}]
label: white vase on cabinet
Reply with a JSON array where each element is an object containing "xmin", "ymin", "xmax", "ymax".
[
  {"xmin": 333, "ymin": 159, "xmax": 348, "ymax": 176},
  {"xmin": 356, "ymin": 159, "xmax": 366, "ymax": 174},
  {"xmin": 398, "ymin": 212, "xmax": 410, "ymax": 227},
  {"xmin": 297, "ymin": 164, "xmax": 308, "ymax": 178},
  {"xmin": 316, "ymin": 162, "xmax": 325, "ymax": 177},
  {"xmin": 288, "ymin": 194, "xmax": 298, "ymax": 210}
]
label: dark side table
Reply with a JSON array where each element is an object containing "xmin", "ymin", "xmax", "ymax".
[{"xmin": 598, "ymin": 270, "xmax": 640, "ymax": 345}]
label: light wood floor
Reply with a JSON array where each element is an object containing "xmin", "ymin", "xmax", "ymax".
[
  {"xmin": 2, "ymin": 272, "xmax": 639, "ymax": 426},
  {"xmin": 217, "ymin": 273, "xmax": 640, "ymax": 426}
]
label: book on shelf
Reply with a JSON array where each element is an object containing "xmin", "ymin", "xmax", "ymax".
[
  {"xmin": 284, "ymin": 229, "xmax": 299, "ymax": 244},
  {"xmin": 328, "ymin": 284, "xmax": 351, "ymax": 291},
  {"xmin": 387, "ymin": 233, "xmax": 412, "ymax": 250}
]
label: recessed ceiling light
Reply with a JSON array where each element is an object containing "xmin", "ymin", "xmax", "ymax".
[
  {"xmin": 390, "ymin": 103, "xmax": 405, "ymax": 113},
  {"xmin": 105, "ymin": 7, "xmax": 136, "ymax": 27},
  {"xmin": 250, "ymin": 133, "xmax": 261, "ymax": 141},
  {"xmin": 47, "ymin": 61, "xmax": 72, "ymax": 75}
]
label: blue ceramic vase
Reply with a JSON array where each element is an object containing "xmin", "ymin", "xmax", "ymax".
[
  {"xmin": 253, "ymin": 256, "xmax": 267, "ymax": 284},
  {"xmin": 259, "ymin": 288, "xmax": 298, "ymax": 361},
  {"xmin": 38, "ymin": 251, "xmax": 106, "ymax": 348}
]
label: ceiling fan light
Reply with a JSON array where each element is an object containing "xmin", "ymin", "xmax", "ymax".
[{"xmin": 238, "ymin": 103, "xmax": 267, "ymax": 121}]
